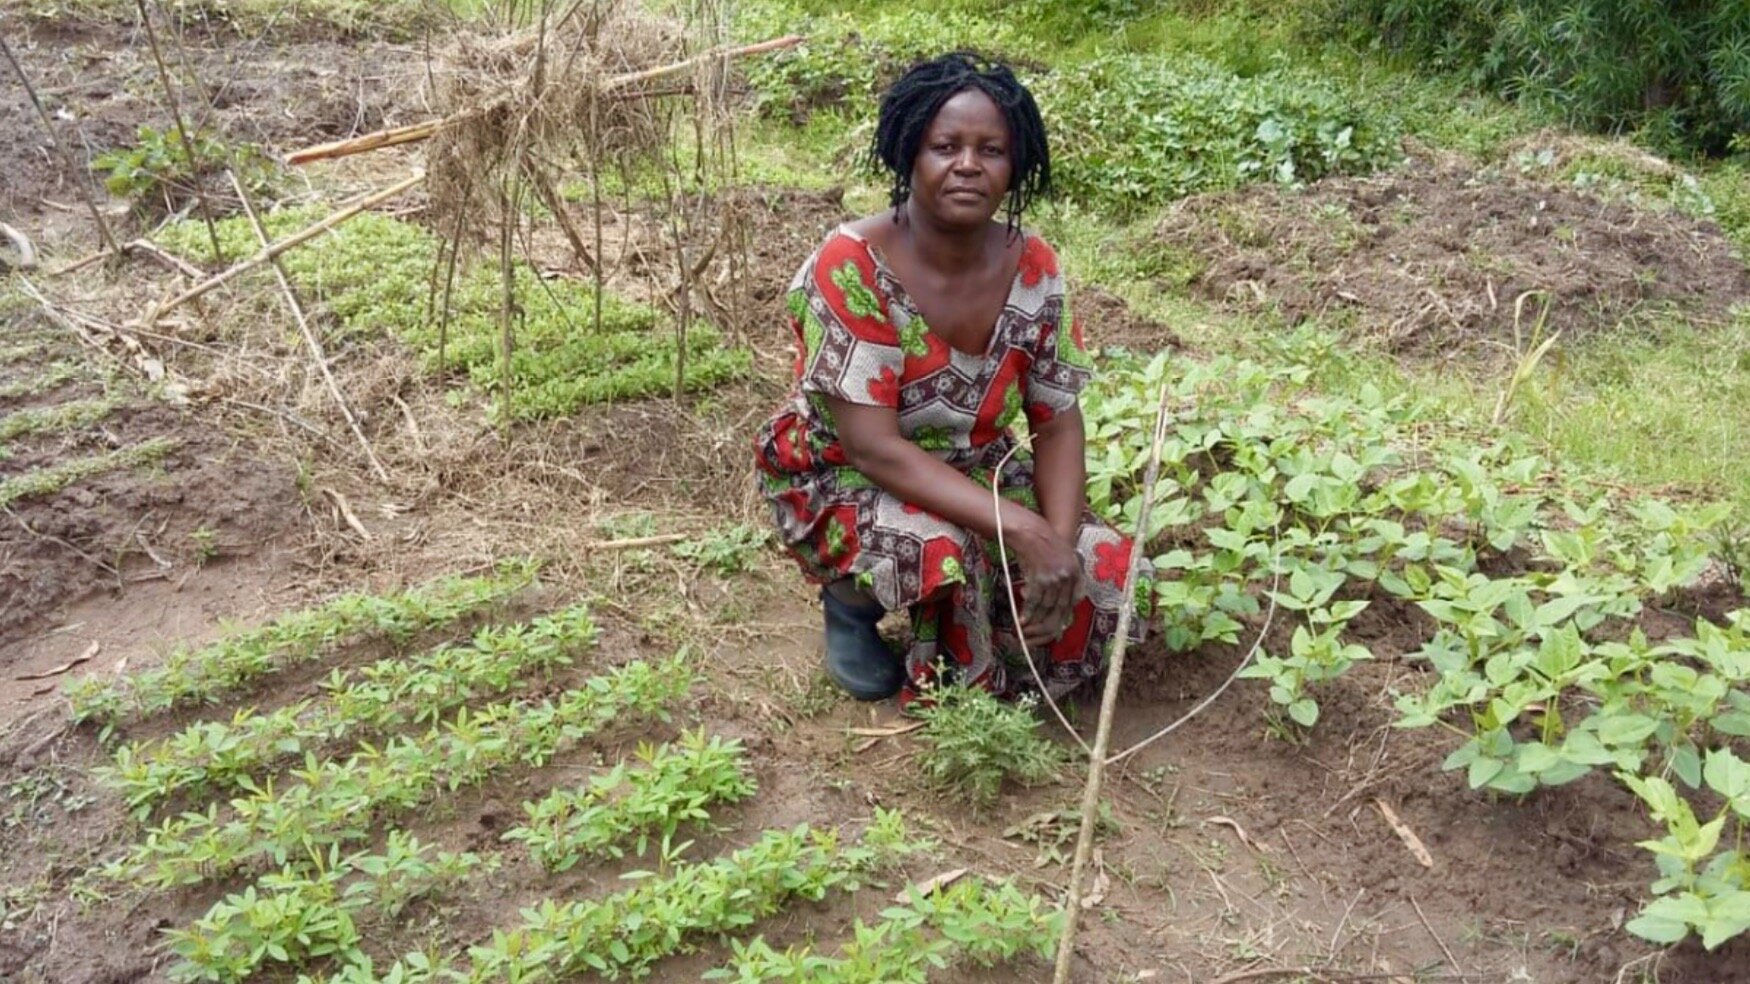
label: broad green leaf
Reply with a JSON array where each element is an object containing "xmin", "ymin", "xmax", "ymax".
[
  {"xmin": 1289, "ymin": 698, "xmax": 1320, "ymax": 728},
  {"xmin": 1467, "ymin": 756, "xmax": 1505, "ymax": 790},
  {"xmin": 1626, "ymin": 894, "xmax": 1707, "ymax": 944}
]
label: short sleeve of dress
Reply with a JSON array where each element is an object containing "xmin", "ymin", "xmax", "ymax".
[
  {"xmin": 793, "ymin": 232, "xmax": 904, "ymax": 410},
  {"xmin": 1021, "ymin": 237, "xmax": 1094, "ymax": 426}
]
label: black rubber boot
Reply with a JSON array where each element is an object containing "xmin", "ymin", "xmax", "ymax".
[{"xmin": 820, "ymin": 586, "xmax": 904, "ymax": 700}]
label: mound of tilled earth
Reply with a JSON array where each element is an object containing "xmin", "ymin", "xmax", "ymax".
[
  {"xmin": 0, "ymin": 320, "xmax": 297, "ymax": 649},
  {"xmin": 1158, "ymin": 154, "xmax": 1750, "ymax": 356}
]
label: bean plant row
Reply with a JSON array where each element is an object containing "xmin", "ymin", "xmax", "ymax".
[
  {"xmin": 503, "ymin": 729, "xmax": 757, "ymax": 870},
  {"xmin": 1081, "ymin": 341, "xmax": 1749, "ymax": 949},
  {"xmin": 67, "ymin": 559, "xmax": 540, "ymax": 727},
  {"xmin": 706, "ymin": 876, "xmax": 1060, "ymax": 982},
  {"xmin": 101, "ymin": 602, "xmax": 598, "ymax": 817},
  {"xmin": 307, "ymin": 810, "xmax": 930, "ymax": 983},
  {"xmin": 104, "ymin": 656, "xmax": 694, "ymax": 889},
  {"xmin": 166, "ymin": 832, "xmax": 491, "ymax": 984}
]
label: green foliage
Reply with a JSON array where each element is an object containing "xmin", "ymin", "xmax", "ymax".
[
  {"xmin": 912, "ymin": 686, "xmax": 1064, "ymax": 806},
  {"xmin": 92, "ymin": 126, "xmax": 272, "ymax": 218},
  {"xmin": 0, "ymin": 398, "xmax": 115, "ymax": 447},
  {"xmin": 1310, "ymin": 0, "xmax": 1750, "ymax": 155},
  {"xmin": 1036, "ymin": 52, "xmax": 1401, "ymax": 213},
  {"xmin": 503, "ymin": 730, "xmax": 757, "ymax": 870},
  {"xmin": 0, "ymin": 363, "xmax": 87, "ymax": 402},
  {"xmin": 165, "ymin": 833, "xmax": 489, "ymax": 983},
  {"xmin": 672, "ymin": 523, "xmax": 774, "ymax": 576},
  {"xmin": 66, "ymin": 560, "xmax": 539, "ymax": 726},
  {"xmin": 736, "ymin": 1, "xmax": 1399, "ymax": 214},
  {"xmin": 706, "ymin": 876, "xmax": 1060, "ymax": 982},
  {"xmin": 1619, "ymin": 744, "xmax": 1750, "ymax": 950},
  {"xmin": 1082, "ymin": 339, "xmax": 1750, "ymax": 945},
  {"xmin": 102, "ymin": 656, "xmax": 695, "ymax": 889},
  {"xmin": 0, "ymin": 436, "xmax": 178, "ymax": 508},
  {"xmin": 155, "ymin": 209, "xmax": 748, "ymax": 420},
  {"xmin": 99, "ymin": 601, "xmax": 595, "ymax": 816},
  {"xmin": 332, "ymin": 810, "xmax": 932, "ymax": 983}
]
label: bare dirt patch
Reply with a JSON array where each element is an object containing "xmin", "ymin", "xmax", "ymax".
[
  {"xmin": 0, "ymin": 316, "xmax": 298, "ymax": 652},
  {"xmin": 1157, "ymin": 152, "xmax": 1750, "ymax": 357}
]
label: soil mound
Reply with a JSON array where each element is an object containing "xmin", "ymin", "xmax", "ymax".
[{"xmin": 1158, "ymin": 154, "xmax": 1750, "ymax": 356}]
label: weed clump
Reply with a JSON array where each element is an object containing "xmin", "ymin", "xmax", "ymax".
[{"xmin": 913, "ymin": 685, "xmax": 1065, "ymax": 807}]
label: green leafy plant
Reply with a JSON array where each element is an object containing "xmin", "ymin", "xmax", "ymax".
[
  {"xmin": 672, "ymin": 524, "xmax": 773, "ymax": 576},
  {"xmin": 66, "ymin": 560, "xmax": 539, "ymax": 727},
  {"xmin": 503, "ymin": 730, "xmax": 757, "ymax": 870},
  {"xmin": 165, "ymin": 832, "xmax": 489, "ymax": 983},
  {"xmin": 913, "ymin": 685, "xmax": 1065, "ymax": 807},
  {"xmin": 1308, "ymin": 0, "xmax": 1750, "ymax": 155},
  {"xmin": 93, "ymin": 125, "xmax": 272, "ymax": 217},
  {"xmin": 104, "ymin": 656, "xmax": 695, "ymax": 888},
  {"xmin": 99, "ymin": 601, "xmax": 595, "ymax": 816},
  {"xmin": 0, "ymin": 437, "xmax": 179, "ymax": 509},
  {"xmin": 327, "ymin": 810, "xmax": 932, "ymax": 983},
  {"xmin": 155, "ymin": 209, "xmax": 748, "ymax": 420},
  {"xmin": 705, "ymin": 875, "xmax": 1061, "ymax": 982}
]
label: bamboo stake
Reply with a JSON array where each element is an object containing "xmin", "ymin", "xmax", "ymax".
[
  {"xmin": 0, "ymin": 36, "xmax": 119, "ymax": 253},
  {"xmin": 227, "ymin": 171, "xmax": 391, "ymax": 485},
  {"xmin": 1051, "ymin": 382, "xmax": 1173, "ymax": 984},
  {"xmin": 151, "ymin": 173, "xmax": 423, "ymax": 318},
  {"xmin": 137, "ymin": 0, "xmax": 223, "ymax": 264},
  {"xmin": 283, "ymin": 35, "xmax": 804, "ymax": 166}
]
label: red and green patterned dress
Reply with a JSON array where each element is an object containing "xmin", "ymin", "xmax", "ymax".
[{"xmin": 754, "ymin": 226, "xmax": 1149, "ymax": 703}]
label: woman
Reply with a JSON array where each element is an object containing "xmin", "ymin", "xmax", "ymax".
[{"xmin": 754, "ymin": 52, "xmax": 1149, "ymax": 703}]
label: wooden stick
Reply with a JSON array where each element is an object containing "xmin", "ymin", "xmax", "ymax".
[
  {"xmin": 0, "ymin": 36, "xmax": 119, "ymax": 253},
  {"xmin": 151, "ymin": 173, "xmax": 423, "ymax": 318},
  {"xmin": 283, "ymin": 35, "xmax": 803, "ymax": 166},
  {"xmin": 228, "ymin": 171, "xmax": 391, "ymax": 485},
  {"xmin": 1051, "ymin": 381, "xmax": 1173, "ymax": 984},
  {"xmin": 137, "ymin": 0, "xmax": 223, "ymax": 264},
  {"xmin": 1, "ymin": 222, "xmax": 37, "ymax": 270}
]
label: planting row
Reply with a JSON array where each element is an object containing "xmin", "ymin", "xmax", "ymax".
[
  {"xmin": 105, "ymin": 656, "xmax": 694, "ymax": 888},
  {"xmin": 101, "ymin": 602, "xmax": 598, "ymax": 817},
  {"xmin": 67, "ymin": 560, "xmax": 540, "ymax": 727}
]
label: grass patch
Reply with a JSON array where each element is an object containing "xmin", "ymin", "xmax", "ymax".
[
  {"xmin": 0, "ymin": 398, "xmax": 116, "ymax": 445},
  {"xmin": 0, "ymin": 364, "xmax": 83, "ymax": 401},
  {"xmin": 155, "ymin": 209, "xmax": 749, "ymax": 421},
  {"xmin": 0, "ymin": 437, "xmax": 179, "ymax": 508}
]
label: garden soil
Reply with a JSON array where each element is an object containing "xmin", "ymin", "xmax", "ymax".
[
  {"xmin": 1, "ymin": 9, "xmax": 1747, "ymax": 984},
  {"xmin": 1157, "ymin": 152, "xmax": 1750, "ymax": 357}
]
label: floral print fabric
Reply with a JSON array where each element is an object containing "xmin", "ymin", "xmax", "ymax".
[{"xmin": 754, "ymin": 226, "xmax": 1149, "ymax": 701}]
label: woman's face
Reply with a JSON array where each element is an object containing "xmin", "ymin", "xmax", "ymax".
[{"xmin": 908, "ymin": 88, "xmax": 1013, "ymax": 229}]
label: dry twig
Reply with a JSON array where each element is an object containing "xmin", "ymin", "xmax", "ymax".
[{"xmin": 228, "ymin": 170, "xmax": 392, "ymax": 485}]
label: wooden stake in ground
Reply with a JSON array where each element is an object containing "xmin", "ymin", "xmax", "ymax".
[
  {"xmin": 136, "ymin": 0, "xmax": 224, "ymax": 264},
  {"xmin": 228, "ymin": 171, "xmax": 392, "ymax": 485},
  {"xmin": 0, "ymin": 36, "xmax": 120, "ymax": 253},
  {"xmin": 1051, "ymin": 381, "xmax": 1174, "ymax": 983}
]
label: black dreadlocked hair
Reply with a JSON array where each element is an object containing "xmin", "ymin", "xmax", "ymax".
[{"xmin": 868, "ymin": 51, "xmax": 1052, "ymax": 229}]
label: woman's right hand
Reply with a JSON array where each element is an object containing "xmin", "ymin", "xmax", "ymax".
[{"xmin": 1006, "ymin": 509, "xmax": 1082, "ymax": 650}]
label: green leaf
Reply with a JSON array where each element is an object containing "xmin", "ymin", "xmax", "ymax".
[
  {"xmin": 1626, "ymin": 894, "xmax": 1706, "ymax": 944},
  {"xmin": 1288, "ymin": 698, "xmax": 1319, "ymax": 728},
  {"xmin": 1467, "ymin": 756, "xmax": 1505, "ymax": 790}
]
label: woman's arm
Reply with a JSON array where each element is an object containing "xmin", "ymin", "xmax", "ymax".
[
  {"xmin": 826, "ymin": 396, "xmax": 1080, "ymax": 645},
  {"xmin": 1029, "ymin": 404, "xmax": 1087, "ymax": 543}
]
